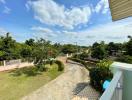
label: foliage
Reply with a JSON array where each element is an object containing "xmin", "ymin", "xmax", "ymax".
[
  {"xmin": 73, "ymin": 52, "xmax": 89, "ymax": 60},
  {"xmin": 89, "ymin": 59, "xmax": 113, "ymax": 92},
  {"xmin": 106, "ymin": 42, "xmax": 122, "ymax": 56},
  {"xmin": 0, "ymin": 33, "xmax": 60, "ymax": 62},
  {"xmin": 61, "ymin": 44, "xmax": 77, "ymax": 54},
  {"xmin": 32, "ymin": 39, "xmax": 51, "ymax": 70},
  {"xmin": 1, "ymin": 32, "xmax": 132, "ymax": 66},
  {"xmin": 20, "ymin": 44, "xmax": 32, "ymax": 58},
  {"xmin": 125, "ymin": 38, "xmax": 132, "ymax": 56},
  {"xmin": 91, "ymin": 42, "xmax": 107, "ymax": 60},
  {"xmin": 116, "ymin": 55, "xmax": 132, "ymax": 64},
  {"xmin": 25, "ymin": 38, "xmax": 35, "ymax": 46},
  {"xmin": 0, "ymin": 33, "xmax": 18, "ymax": 60},
  {"xmin": 79, "ymin": 52, "xmax": 89, "ymax": 60},
  {"xmin": 55, "ymin": 60, "xmax": 64, "ymax": 71}
]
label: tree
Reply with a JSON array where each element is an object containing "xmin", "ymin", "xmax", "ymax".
[
  {"xmin": 25, "ymin": 38, "xmax": 35, "ymax": 46},
  {"xmin": 91, "ymin": 42, "xmax": 107, "ymax": 60},
  {"xmin": 106, "ymin": 42, "xmax": 122, "ymax": 56},
  {"xmin": 20, "ymin": 44, "xmax": 32, "ymax": 58},
  {"xmin": 61, "ymin": 44, "xmax": 76, "ymax": 54},
  {"xmin": 32, "ymin": 39, "xmax": 52, "ymax": 71},
  {"xmin": 125, "ymin": 38, "xmax": 132, "ymax": 56},
  {"xmin": 79, "ymin": 52, "xmax": 89, "ymax": 60},
  {"xmin": 0, "ymin": 33, "xmax": 18, "ymax": 60},
  {"xmin": 92, "ymin": 42, "xmax": 100, "ymax": 49}
]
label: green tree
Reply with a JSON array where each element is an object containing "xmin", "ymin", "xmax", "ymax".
[
  {"xmin": 25, "ymin": 38, "xmax": 35, "ymax": 46},
  {"xmin": 61, "ymin": 44, "xmax": 76, "ymax": 54},
  {"xmin": 20, "ymin": 44, "xmax": 32, "ymax": 58},
  {"xmin": 125, "ymin": 38, "xmax": 132, "ymax": 56},
  {"xmin": 91, "ymin": 42, "xmax": 107, "ymax": 60},
  {"xmin": 0, "ymin": 33, "xmax": 18, "ymax": 60},
  {"xmin": 106, "ymin": 42, "xmax": 122, "ymax": 56},
  {"xmin": 32, "ymin": 39, "xmax": 52, "ymax": 71}
]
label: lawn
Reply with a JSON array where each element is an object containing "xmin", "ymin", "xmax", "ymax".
[{"xmin": 0, "ymin": 63, "xmax": 63, "ymax": 100}]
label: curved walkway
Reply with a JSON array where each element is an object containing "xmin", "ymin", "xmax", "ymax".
[{"xmin": 22, "ymin": 57, "xmax": 99, "ymax": 100}]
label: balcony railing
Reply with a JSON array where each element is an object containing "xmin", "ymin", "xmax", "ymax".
[{"xmin": 100, "ymin": 70, "xmax": 123, "ymax": 100}]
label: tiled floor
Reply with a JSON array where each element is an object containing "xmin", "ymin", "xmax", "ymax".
[{"xmin": 72, "ymin": 82, "xmax": 100, "ymax": 100}]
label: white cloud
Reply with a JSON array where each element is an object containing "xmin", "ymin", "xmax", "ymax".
[
  {"xmin": 77, "ymin": 18, "xmax": 132, "ymax": 44},
  {"xmin": 95, "ymin": 0, "xmax": 109, "ymax": 14},
  {"xmin": 57, "ymin": 18, "xmax": 132, "ymax": 45},
  {"xmin": 27, "ymin": 0, "xmax": 91, "ymax": 29},
  {"xmin": 63, "ymin": 30, "xmax": 77, "ymax": 36},
  {"xmin": 3, "ymin": 6, "xmax": 11, "ymax": 14},
  {"xmin": 31, "ymin": 26, "xmax": 53, "ymax": 33},
  {"xmin": 105, "ymin": 36, "xmax": 124, "ymax": 40},
  {"xmin": 0, "ymin": 0, "xmax": 5, "ymax": 4},
  {"xmin": 86, "ymin": 35, "xmax": 95, "ymax": 38},
  {"xmin": 31, "ymin": 26, "xmax": 57, "ymax": 38}
]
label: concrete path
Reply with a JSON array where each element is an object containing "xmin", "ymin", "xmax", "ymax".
[{"xmin": 22, "ymin": 57, "xmax": 99, "ymax": 100}]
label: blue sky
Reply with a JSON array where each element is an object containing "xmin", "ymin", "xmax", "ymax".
[{"xmin": 0, "ymin": 0, "xmax": 132, "ymax": 46}]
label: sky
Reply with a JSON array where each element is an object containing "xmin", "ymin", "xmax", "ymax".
[{"xmin": 0, "ymin": 0, "xmax": 132, "ymax": 46}]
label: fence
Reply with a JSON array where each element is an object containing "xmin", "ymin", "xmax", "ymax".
[
  {"xmin": 4, "ymin": 59, "xmax": 21, "ymax": 66},
  {"xmin": 0, "ymin": 59, "xmax": 34, "ymax": 72}
]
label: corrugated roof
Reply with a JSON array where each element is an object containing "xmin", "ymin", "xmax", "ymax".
[{"xmin": 109, "ymin": 0, "xmax": 132, "ymax": 21}]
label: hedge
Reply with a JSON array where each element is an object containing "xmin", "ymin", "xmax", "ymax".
[
  {"xmin": 55, "ymin": 60, "xmax": 64, "ymax": 71},
  {"xmin": 68, "ymin": 57, "xmax": 97, "ymax": 70},
  {"xmin": 68, "ymin": 57, "xmax": 88, "ymax": 67}
]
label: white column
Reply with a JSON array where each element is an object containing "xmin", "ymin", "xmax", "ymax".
[{"xmin": 3, "ymin": 60, "xmax": 6, "ymax": 66}]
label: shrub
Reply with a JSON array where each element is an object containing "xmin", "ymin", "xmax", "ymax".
[
  {"xmin": 50, "ymin": 60, "xmax": 54, "ymax": 65},
  {"xmin": 11, "ymin": 67, "xmax": 39, "ymax": 76},
  {"xmin": 55, "ymin": 60, "xmax": 64, "ymax": 71},
  {"xmin": 49, "ymin": 58, "xmax": 55, "ymax": 65},
  {"xmin": 79, "ymin": 52, "xmax": 89, "ymax": 60},
  {"xmin": 36, "ymin": 64, "xmax": 47, "ymax": 72},
  {"xmin": 89, "ymin": 59, "xmax": 113, "ymax": 92},
  {"xmin": 116, "ymin": 55, "xmax": 132, "ymax": 64}
]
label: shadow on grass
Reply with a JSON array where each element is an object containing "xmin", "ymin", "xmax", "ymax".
[
  {"xmin": 9, "ymin": 67, "xmax": 42, "ymax": 77},
  {"xmin": 73, "ymin": 82, "xmax": 88, "ymax": 95}
]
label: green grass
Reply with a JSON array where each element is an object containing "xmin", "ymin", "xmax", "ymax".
[{"xmin": 0, "ymin": 63, "xmax": 63, "ymax": 100}]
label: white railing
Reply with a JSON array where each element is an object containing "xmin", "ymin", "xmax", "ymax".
[{"xmin": 100, "ymin": 71, "xmax": 123, "ymax": 100}]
